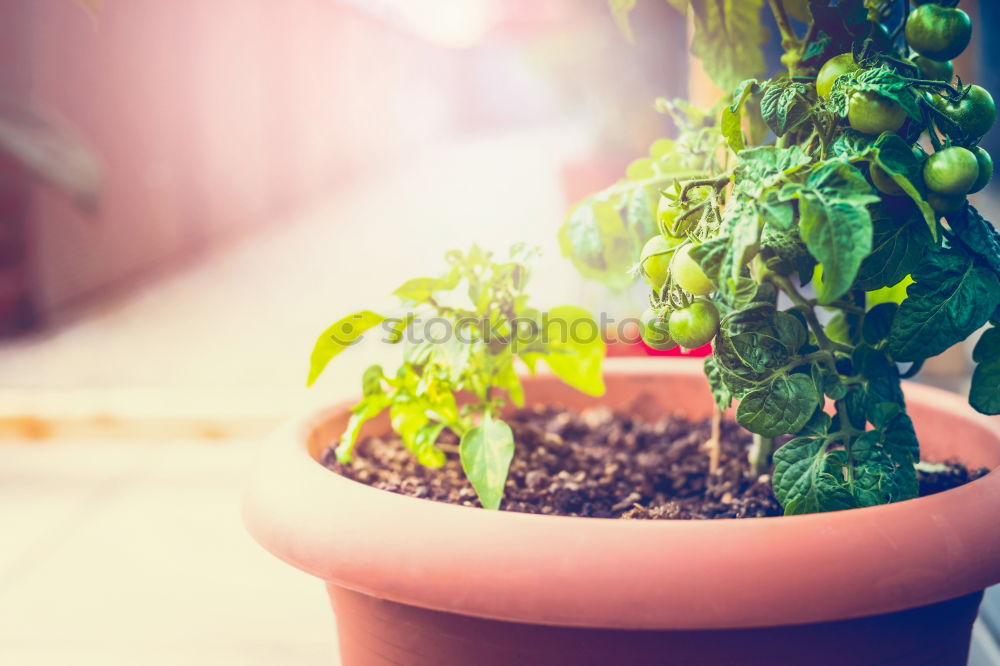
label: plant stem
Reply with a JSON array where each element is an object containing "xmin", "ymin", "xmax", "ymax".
[
  {"xmin": 771, "ymin": 275, "xmax": 852, "ymax": 354},
  {"xmin": 768, "ymin": 0, "xmax": 800, "ymax": 49},
  {"xmin": 680, "ymin": 174, "xmax": 732, "ymax": 201},
  {"xmin": 768, "ymin": 0, "xmax": 802, "ymax": 75},
  {"xmin": 748, "ymin": 433, "xmax": 774, "ymax": 477},
  {"xmin": 704, "ymin": 405, "xmax": 722, "ymax": 474}
]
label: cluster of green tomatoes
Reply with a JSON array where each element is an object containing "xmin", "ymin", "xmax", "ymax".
[
  {"xmin": 637, "ymin": 200, "xmax": 720, "ymax": 352},
  {"xmin": 638, "ymin": 1, "xmax": 996, "ymax": 353},
  {"xmin": 818, "ymin": 2, "xmax": 994, "ymax": 212}
]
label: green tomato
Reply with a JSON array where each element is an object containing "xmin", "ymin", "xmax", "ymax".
[
  {"xmin": 931, "ymin": 85, "xmax": 997, "ymax": 140},
  {"xmin": 927, "ymin": 191, "xmax": 967, "ymax": 215},
  {"xmin": 848, "ymin": 91, "xmax": 907, "ymax": 135},
  {"xmin": 870, "ymin": 163, "xmax": 904, "ymax": 196},
  {"xmin": 923, "ymin": 146, "xmax": 980, "ymax": 195},
  {"xmin": 905, "ymin": 4, "xmax": 972, "ymax": 62},
  {"xmin": 640, "ymin": 308, "xmax": 676, "ymax": 351},
  {"xmin": 670, "ymin": 244, "xmax": 715, "ymax": 296},
  {"xmin": 656, "ymin": 194, "xmax": 679, "ymax": 233},
  {"xmin": 816, "ymin": 53, "xmax": 858, "ymax": 99},
  {"xmin": 913, "ymin": 56, "xmax": 953, "ymax": 83},
  {"xmin": 969, "ymin": 146, "xmax": 994, "ymax": 194},
  {"xmin": 640, "ymin": 235, "xmax": 682, "ymax": 290},
  {"xmin": 668, "ymin": 300, "xmax": 720, "ymax": 349}
]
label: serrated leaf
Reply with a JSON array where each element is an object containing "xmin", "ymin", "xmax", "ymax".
[
  {"xmin": 704, "ymin": 356, "xmax": 733, "ymax": 410},
  {"xmin": 393, "ymin": 271, "xmax": 460, "ymax": 302},
  {"xmin": 856, "ymin": 199, "xmax": 930, "ymax": 291},
  {"xmin": 850, "ymin": 430, "xmax": 918, "ymax": 507},
  {"xmin": 862, "ymin": 303, "xmax": 898, "ymax": 345},
  {"xmin": 688, "ymin": 0, "xmax": 769, "ymax": 93},
  {"xmin": 760, "ymin": 79, "xmax": 812, "ymax": 137},
  {"xmin": 773, "ymin": 436, "xmax": 858, "ymax": 515},
  {"xmin": 888, "ymin": 246, "xmax": 1000, "ymax": 362},
  {"xmin": 737, "ymin": 373, "xmax": 820, "ymax": 438},
  {"xmin": 460, "ymin": 413, "xmax": 515, "ymax": 510},
  {"xmin": 722, "ymin": 79, "xmax": 762, "ymax": 152},
  {"xmin": 948, "ymin": 205, "xmax": 1000, "ymax": 275},
  {"xmin": 558, "ymin": 197, "xmax": 636, "ymax": 290},
  {"xmin": 336, "ymin": 393, "xmax": 391, "ymax": 463},
  {"xmin": 971, "ymin": 327, "xmax": 1000, "ymax": 415},
  {"xmin": 307, "ymin": 311, "xmax": 386, "ymax": 386},
  {"xmin": 796, "ymin": 161, "xmax": 879, "ymax": 304}
]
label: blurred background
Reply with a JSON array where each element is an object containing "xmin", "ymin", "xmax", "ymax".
[{"xmin": 0, "ymin": 1, "xmax": 997, "ymax": 664}]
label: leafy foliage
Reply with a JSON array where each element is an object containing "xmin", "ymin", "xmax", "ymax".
[
  {"xmin": 559, "ymin": 104, "xmax": 726, "ymax": 290},
  {"xmin": 309, "ymin": 246, "xmax": 606, "ymax": 509},
  {"xmin": 574, "ymin": 0, "xmax": 1000, "ymax": 515}
]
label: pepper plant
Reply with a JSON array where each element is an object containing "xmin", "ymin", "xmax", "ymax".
[
  {"xmin": 308, "ymin": 245, "xmax": 605, "ymax": 509},
  {"xmin": 564, "ymin": 0, "xmax": 1000, "ymax": 513}
]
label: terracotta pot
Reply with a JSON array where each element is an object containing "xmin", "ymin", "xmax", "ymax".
[{"xmin": 243, "ymin": 358, "xmax": 1000, "ymax": 666}]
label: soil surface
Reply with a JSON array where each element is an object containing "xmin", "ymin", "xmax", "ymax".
[{"xmin": 321, "ymin": 400, "xmax": 987, "ymax": 520}]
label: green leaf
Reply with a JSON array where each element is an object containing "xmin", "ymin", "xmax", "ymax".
[
  {"xmin": 862, "ymin": 303, "xmax": 898, "ymax": 346},
  {"xmin": 704, "ymin": 356, "xmax": 733, "ymax": 410},
  {"xmin": 948, "ymin": 205, "xmax": 1000, "ymax": 276},
  {"xmin": 773, "ymin": 436, "xmax": 858, "ymax": 515},
  {"xmin": 722, "ymin": 79, "xmax": 762, "ymax": 153},
  {"xmin": 495, "ymin": 358, "xmax": 526, "ymax": 408},
  {"xmin": 736, "ymin": 373, "xmax": 820, "ymax": 438},
  {"xmin": 460, "ymin": 413, "xmax": 515, "ymax": 510},
  {"xmin": 888, "ymin": 246, "xmax": 1000, "ymax": 362},
  {"xmin": 336, "ymin": 393, "xmax": 391, "ymax": 463},
  {"xmin": 971, "ymin": 327, "xmax": 1000, "ymax": 415},
  {"xmin": 361, "ymin": 364, "xmax": 385, "ymax": 397},
  {"xmin": 856, "ymin": 199, "xmax": 931, "ymax": 291},
  {"xmin": 526, "ymin": 306, "xmax": 606, "ymax": 396},
  {"xmin": 867, "ymin": 134, "xmax": 937, "ymax": 240},
  {"xmin": 717, "ymin": 307, "xmax": 804, "ymax": 378},
  {"xmin": 307, "ymin": 311, "xmax": 386, "ymax": 386},
  {"xmin": 733, "ymin": 145, "xmax": 811, "ymax": 199},
  {"xmin": 558, "ymin": 197, "xmax": 637, "ymax": 290},
  {"xmin": 688, "ymin": 0, "xmax": 769, "ymax": 93},
  {"xmin": 796, "ymin": 161, "xmax": 879, "ymax": 304},
  {"xmin": 411, "ymin": 422, "xmax": 447, "ymax": 468},
  {"xmin": 850, "ymin": 430, "xmax": 918, "ymax": 507},
  {"xmin": 393, "ymin": 271, "xmax": 460, "ymax": 302},
  {"xmin": 829, "ymin": 130, "xmax": 875, "ymax": 159},
  {"xmin": 760, "ymin": 79, "xmax": 811, "ymax": 137}
]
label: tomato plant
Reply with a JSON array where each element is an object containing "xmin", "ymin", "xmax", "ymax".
[
  {"xmin": 575, "ymin": 0, "xmax": 1000, "ymax": 515},
  {"xmin": 308, "ymin": 246, "xmax": 606, "ymax": 509}
]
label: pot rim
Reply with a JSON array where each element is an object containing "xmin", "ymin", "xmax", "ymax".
[{"xmin": 243, "ymin": 358, "xmax": 1000, "ymax": 630}]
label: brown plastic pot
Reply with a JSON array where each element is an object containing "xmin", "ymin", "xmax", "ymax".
[{"xmin": 243, "ymin": 358, "xmax": 1000, "ymax": 666}]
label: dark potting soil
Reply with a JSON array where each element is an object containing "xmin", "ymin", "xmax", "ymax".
[{"xmin": 321, "ymin": 399, "xmax": 988, "ymax": 520}]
